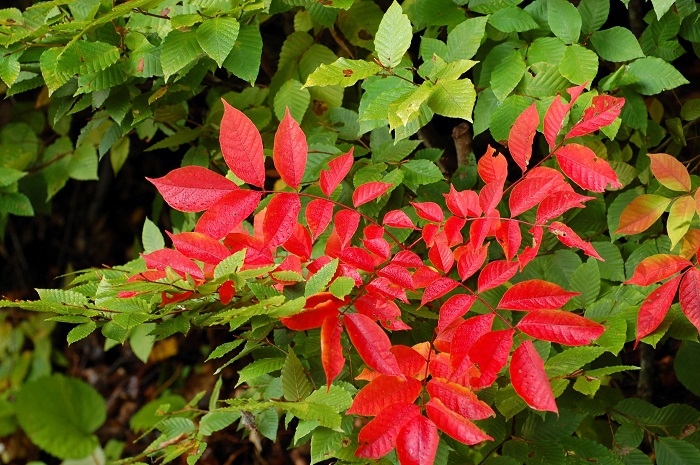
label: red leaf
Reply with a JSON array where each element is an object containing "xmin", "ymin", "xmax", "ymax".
[
  {"xmin": 565, "ymin": 95, "xmax": 625, "ymax": 139},
  {"xmin": 378, "ymin": 264, "xmax": 415, "ymax": 290},
  {"xmin": 356, "ymin": 292, "xmax": 402, "ymax": 323},
  {"xmin": 392, "ymin": 250, "xmax": 424, "ymax": 268},
  {"xmin": 335, "ymin": 209, "xmax": 361, "ymax": 247},
  {"xmin": 344, "ymin": 313, "xmax": 403, "ymax": 376},
  {"xmin": 495, "ymin": 220, "xmax": 522, "ymax": 261},
  {"xmin": 429, "ymin": 240, "xmax": 455, "ymax": 274},
  {"xmin": 543, "ymin": 95, "xmax": 569, "ymax": 149},
  {"xmin": 444, "ymin": 216, "xmax": 466, "ymax": 247},
  {"xmin": 648, "ymin": 153, "xmax": 692, "ymax": 192},
  {"xmin": 356, "ymin": 403, "xmax": 420, "ymax": 458},
  {"xmin": 224, "ymin": 233, "xmax": 274, "ymax": 266},
  {"xmin": 142, "ymin": 248, "xmax": 204, "ymax": 280},
  {"xmin": 168, "ymin": 231, "xmax": 231, "ymax": 264},
  {"xmin": 364, "ymin": 224, "xmax": 385, "ymax": 240},
  {"xmin": 353, "ymin": 182, "xmax": 393, "ymax": 207},
  {"xmin": 567, "ymin": 83, "xmax": 587, "ymax": 102},
  {"xmin": 438, "ymin": 294, "xmax": 477, "ymax": 334},
  {"xmin": 479, "ymin": 181, "xmax": 504, "ymax": 214},
  {"xmin": 263, "ymin": 193, "xmax": 301, "ymax": 247},
  {"xmin": 411, "ymin": 202, "xmax": 444, "ymax": 223},
  {"xmin": 384, "ymin": 210, "xmax": 416, "ymax": 229},
  {"xmin": 517, "ymin": 309, "xmax": 605, "ymax": 346},
  {"xmin": 422, "ymin": 277, "xmax": 459, "ymax": 306},
  {"xmin": 363, "ymin": 237, "xmax": 391, "ymax": 263},
  {"xmin": 477, "ymin": 145, "xmax": 508, "ymax": 184},
  {"xmin": 306, "ymin": 199, "xmax": 334, "ymax": 241},
  {"xmin": 195, "ymin": 190, "xmax": 262, "ymax": 240},
  {"xmin": 320, "ymin": 148, "xmax": 354, "ymax": 196},
  {"xmin": 273, "ymin": 108, "xmax": 307, "ymax": 189},
  {"xmin": 536, "ymin": 191, "xmax": 595, "ymax": 224},
  {"xmin": 422, "ymin": 223, "xmax": 440, "ymax": 248},
  {"xmin": 369, "ymin": 277, "xmax": 409, "ymax": 303},
  {"xmin": 321, "ymin": 314, "xmax": 344, "ymax": 389},
  {"xmin": 510, "ymin": 340, "xmax": 558, "ymax": 413},
  {"xmin": 220, "ymin": 100, "xmax": 266, "ymax": 187},
  {"xmin": 450, "ymin": 314, "xmax": 495, "ymax": 375},
  {"xmin": 498, "ymin": 279, "xmax": 579, "ymax": 310},
  {"xmin": 280, "ymin": 293, "xmax": 344, "ymax": 330},
  {"xmin": 445, "ymin": 185, "xmax": 481, "ymax": 218},
  {"xmin": 392, "ymin": 345, "xmax": 428, "ymax": 378},
  {"xmin": 478, "ymin": 260, "xmax": 519, "ymax": 292},
  {"xmin": 469, "ymin": 216, "xmax": 495, "ymax": 248},
  {"xmin": 348, "ymin": 375, "xmax": 422, "ymax": 416},
  {"xmin": 549, "ymin": 222, "xmax": 604, "ymax": 260},
  {"xmin": 467, "ymin": 329, "xmax": 514, "ymax": 389},
  {"xmin": 635, "ymin": 275, "xmax": 682, "ymax": 347},
  {"xmin": 519, "ymin": 226, "xmax": 543, "ymax": 270},
  {"xmin": 218, "ymin": 280, "xmax": 235, "ymax": 304},
  {"xmin": 340, "ymin": 247, "xmax": 375, "ymax": 272},
  {"xmin": 146, "ymin": 166, "xmax": 237, "ymax": 212},
  {"xmin": 625, "ymin": 254, "xmax": 692, "ymax": 286},
  {"xmin": 426, "ymin": 399, "xmax": 493, "ymax": 445},
  {"xmin": 396, "ymin": 415, "xmax": 439, "ymax": 465},
  {"xmin": 509, "ymin": 167, "xmax": 570, "ymax": 217},
  {"xmin": 282, "ymin": 223, "xmax": 312, "ymax": 261},
  {"xmin": 680, "ymin": 268, "xmax": 700, "ymax": 333},
  {"xmin": 508, "ymin": 103, "xmax": 539, "ymax": 172},
  {"xmin": 457, "ymin": 243, "xmax": 489, "ymax": 281},
  {"xmin": 427, "ymin": 380, "xmax": 495, "ymax": 420},
  {"xmin": 412, "ymin": 267, "xmax": 441, "ymax": 290},
  {"xmin": 555, "ymin": 143, "xmax": 622, "ymax": 192}
]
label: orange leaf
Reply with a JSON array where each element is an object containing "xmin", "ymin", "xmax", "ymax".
[
  {"xmin": 625, "ymin": 254, "xmax": 692, "ymax": 286},
  {"xmin": 516, "ymin": 309, "xmax": 605, "ymax": 346},
  {"xmin": 347, "ymin": 375, "xmax": 422, "ymax": 416},
  {"xmin": 498, "ymin": 279, "xmax": 579, "ymax": 310},
  {"xmin": 668, "ymin": 196, "xmax": 696, "ymax": 248},
  {"xmin": 615, "ymin": 194, "xmax": 671, "ymax": 235},
  {"xmin": 321, "ymin": 314, "xmax": 344, "ymax": 390},
  {"xmin": 344, "ymin": 313, "xmax": 402, "ymax": 376},
  {"xmin": 648, "ymin": 153, "xmax": 691, "ymax": 192},
  {"xmin": 555, "ymin": 143, "xmax": 621, "ymax": 192}
]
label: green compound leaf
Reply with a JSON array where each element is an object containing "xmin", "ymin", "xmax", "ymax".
[
  {"xmin": 428, "ymin": 78, "xmax": 476, "ymax": 120},
  {"xmin": 196, "ymin": 16, "xmax": 240, "ymax": 67},
  {"xmin": 627, "ymin": 57, "xmax": 690, "ymax": 95},
  {"xmin": 15, "ymin": 374, "xmax": 106, "ymax": 459},
  {"xmin": 559, "ymin": 44, "xmax": 599, "ymax": 85},
  {"xmin": 590, "ymin": 27, "xmax": 644, "ymax": 62},
  {"xmin": 374, "ymin": 1, "xmax": 412, "ymax": 68},
  {"xmin": 161, "ymin": 29, "xmax": 204, "ymax": 80},
  {"xmin": 304, "ymin": 58, "xmax": 381, "ymax": 87},
  {"xmin": 548, "ymin": 0, "xmax": 582, "ymax": 44}
]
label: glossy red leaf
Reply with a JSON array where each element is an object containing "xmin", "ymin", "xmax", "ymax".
[
  {"xmin": 508, "ymin": 102, "xmax": 539, "ymax": 172},
  {"xmin": 543, "ymin": 95, "xmax": 569, "ymax": 149},
  {"xmin": 412, "ymin": 266, "xmax": 441, "ymax": 290},
  {"xmin": 625, "ymin": 254, "xmax": 692, "ymax": 286},
  {"xmin": 477, "ymin": 145, "xmax": 508, "ymax": 184},
  {"xmin": 510, "ymin": 340, "xmax": 558, "ymax": 412},
  {"xmin": 509, "ymin": 167, "xmax": 570, "ymax": 217},
  {"xmin": 263, "ymin": 193, "xmax": 301, "ymax": 247},
  {"xmin": 225, "ymin": 233, "xmax": 274, "ymax": 266},
  {"xmin": 426, "ymin": 399, "xmax": 493, "ymax": 445},
  {"xmin": 378, "ymin": 264, "xmax": 415, "ymax": 290},
  {"xmin": 429, "ymin": 240, "xmax": 455, "ymax": 274},
  {"xmin": 220, "ymin": 100, "xmax": 266, "ymax": 187},
  {"xmin": 168, "ymin": 231, "xmax": 231, "ymax": 264},
  {"xmin": 635, "ymin": 275, "xmax": 682, "ymax": 347},
  {"xmin": 279, "ymin": 293, "xmax": 344, "ymax": 330},
  {"xmin": 396, "ymin": 415, "xmax": 439, "ymax": 465},
  {"xmin": 498, "ymin": 279, "xmax": 579, "ymax": 310},
  {"xmin": 519, "ymin": 226, "xmax": 543, "ymax": 270},
  {"xmin": 384, "ymin": 210, "xmax": 416, "ymax": 229},
  {"xmin": 338, "ymin": 264, "xmax": 363, "ymax": 286},
  {"xmin": 549, "ymin": 222, "xmax": 603, "ymax": 260},
  {"xmin": 143, "ymin": 248, "xmax": 205, "ymax": 280},
  {"xmin": 218, "ymin": 280, "xmax": 235, "ymax": 305},
  {"xmin": 438, "ymin": 294, "xmax": 477, "ymax": 334},
  {"xmin": 393, "ymin": 345, "xmax": 428, "ymax": 378},
  {"xmin": 467, "ymin": 329, "xmax": 515, "ymax": 389},
  {"xmin": 411, "ymin": 202, "xmax": 444, "ymax": 223},
  {"xmin": 353, "ymin": 182, "xmax": 393, "ymax": 207},
  {"xmin": 477, "ymin": 260, "xmax": 519, "ymax": 293},
  {"xmin": 321, "ymin": 314, "xmax": 345, "ymax": 390},
  {"xmin": 348, "ymin": 375, "xmax": 422, "ymax": 416},
  {"xmin": 335, "ymin": 209, "xmax": 361, "ymax": 247},
  {"xmin": 344, "ymin": 313, "xmax": 403, "ymax": 376},
  {"xmin": 340, "ymin": 247, "xmax": 375, "ymax": 272},
  {"xmin": 282, "ymin": 223, "xmax": 312, "ymax": 261},
  {"xmin": 363, "ymin": 237, "xmax": 391, "ymax": 263},
  {"xmin": 306, "ymin": 199, "xmax": 334, "ymax": 241},
  {"xmin": 648, "ymin": 153, "xmax": 691, "ymax": 192},
  {"xmin": 495, "ymin": 220, "xmax": 522, "ymax": 261},
  {"xmin": 565, "ymin": 95, "xmax": 624, "ymax": 139},
  {"xmin": 536, "ymin": 191, "xmax": 596, "ymax": 224},
  {"xmin": 680, "ymin": 268, "xmax": 700, "ymax": 332},
  {"xmin": 426, "ymin": 380, "xmax": 495, "ymax": 420},
  {"xmin": 555, "ymin": 143, "xmax": 622, "ymax": 192},
  {"xmin": 356, "ymin": 292, "xmax": 402, "ymax": 323},
  {"xmin": 421, "ymin": 277, "xmax": 459, "ymax": 306},
  {"xmin": 450, "ymin": 314, "xmax": 495, "ymax": 375},
  {"xmin": 146, "ymin": 166, "xmax": 237, "ymax": 212},
  {"xmin": 517, "ymin": 309, "xmax": 605, "ymax": 346},
  {"xmin": 355, "ymin": 402, "xmax": 420, "ymax": 458},
  {"xmin": 469, "ymin": 216, "xmax": 494, "ymax": 249},
  {"xmin": 369, "ymin": 276, "xmax": 409, "ymax": 302},
  {"xmin": 444, "ymin": 216, "xmax": 466, "ymax": 247},
  {"xmin": 457, "ymin": 243, "xmax": 489, "ymax": 281},
  {"xmin": 392, "ymin": 250, "xmax": 424, "ymax": 268},
  {"xmin": 364, "ymin": 224, "xmax": 385, "ymax": 240},
  {"xmin": 195, "ymin": 190, "xmax": 262, "ymax": 240},
  {"xmin": 445, "ymin": 185, "xmax": 481, "ymax": 218},
  {"xmin": 422, "ymin": 223, "xmax": 440, "ymax": 248},
  {"xmin": 479, "ymin": 181, "xmax": 504, "ymax": 214},
  {"xmin": 273, "ymin": 107, "xmax": 307, "ymax": 189},
  {"xmin": 320, "ymin": 148, "xmax": 354, "ymax": 196}
]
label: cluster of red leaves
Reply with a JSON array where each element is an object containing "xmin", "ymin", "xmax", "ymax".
[{"xmin": 132, "ymin": 86, "xmax": 687, "ymax": 465}]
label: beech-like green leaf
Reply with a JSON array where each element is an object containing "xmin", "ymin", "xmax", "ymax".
[
  {"xmin": 559, "ymin": 44, "xmax": 599, "ymax": 85},
  {"xmin": 628, "ymin": 57, "xmax": 690, "ymax": 95},
  {"xmin": 304, "ymin": 58, "xmax": 381, "ymax": 87},
  {"xmin": 196, "ymin": 16, "xmax": 240, "ymax": 67},
  {"xmin": 591, "ymin": 27, "xmax": 644, "ymax": 62},
  {"xmin": 374, "ymin": 2, "xmax": 412, "ymax": 68}
]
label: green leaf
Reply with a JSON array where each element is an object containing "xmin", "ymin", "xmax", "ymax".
[
  {"xmin": 57, "ymin": 41, "xmax": 121, "ymax": 76},
  {"xmin": 591, "ymin": 242, "xmax": 625, "ymax": 282},
  {"xmin": 145, "ymin": 127, "xmax": 203, "ymax": 152},
  {"xmin": 274, "ymin": 79, "xmax": 310, "ymax": 122},
  {"xmin": 305, "ymin": 259, "xmax": 338, "ymax": 297},
  {"xmin": 40, "ymin": 47, "xmax": 72, "ymax": 95},
  {"xmin": 161, "ymin": 30, "xmax": 204, "ymax": 81},
  {"xmin": 67, "ymin": 321, "xmax": 97, "ymax": 345},
  {"xmin": 281, "ymin": 349, "xmax": 312, "ymax": 401},
  {"xmin": 545, "ymin": 346, "xmax": 605, "ymax": 377},
  {"xmin": 527, "ymin": 37, "xmax": 567, "ymax": 65},
  {"xmin": 223, "ymin": 24, "xmax": 262, "ymax": 84},
  {"xmin": 391, "ymin": 82, "xmax": 433, "ymax": 128},
  {"xmin": 304, "ymin": 58, "xmax": 381, "ymax": 87},
  {"xmin": 0, "ymin": 54, "xmax": 20, "ymax": 87},
  {"xmin": 446, "ymin": 16, "xmax": 488, "ymax": 61},
  {"xmin": 196, "ymin": 16, "xmax": 240, "ymax": 67},
  {"xmin": 236, "ymin": 358, "xmax": 286, "ymax": 387},
  {"xmin": 142, "ymin": 217, "xmax": 165, "ymax": 254},
  {"xmin": 329, "ymin": 276, "xmax": 354, "ymax": 299},
  {"xmin": 68, "ymin": 143, "xmax": 98, "ymax": 181},
  {"xmin": 681, "ymin": 99, "xmax": 700, "ymax": 121},
  {"xmin": 565, "ymin": 260, "xmax": 600, "ymax": 310},
  {"xmin": 548, "ymin": 0, "xmax": 582, "ymax": 44},
  {"xmin": 214, "ymin": 250, "xmax": 246, "ymax": 278},
  {"xmin": 651, "ymin": 0, "xmax": 676, "ymax": 20},
  {"xmin": 489, "ymin": 6, "xmax": 539, "ymax": 32},
  {"xmin": 578, "ymin": 0, "xmax": 610, "ymax": 34},
  {"xmin": 428, "ymin": 78, "xmax": 476, "ymax": 120},
  {"xmin": 15, "ymin": 374, "xmax": 106, "ymax": 460},
  {"xmin": 490, "ymin": 49, "xmax": 526, "ymax": 101},
  {"xmin": 675, "ymin": 341, "xmax": 700, "ymax": 396},
  {"xmin": 628, "ymin": 57, "xmax": 690, "ymax": 95},
  {"xmin": 401, "ymin": 159, "xmax": 445, "ymax": 190},
  {"xmin": 655, "ymin": 437, "xmax": 700, "ymax": 465},
  {"xmin": 489, "ymin": 94, "xmax": 530, "ymax": 142},
  {"xmin": 374, "ymin": 1, "xmax": 412, "ymax": 68},
  {"xmin": 199, "ymin": 411, "xmax": 240, "ymax": 436},
  {"xmin": 559, "ymin": 44, "xmax": 599, "ymax": 85},
  {"xmin": 591, "ymin": 27, "xmax": 644, "ymax": 62},
  {"xmin": 0, "ymin": 166, "xmax": 26, "ymax": 187}
]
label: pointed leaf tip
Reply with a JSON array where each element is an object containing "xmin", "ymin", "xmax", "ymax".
[{"xmin": 220, "ymin": 100, "xmax": 266, "ymax": 187}]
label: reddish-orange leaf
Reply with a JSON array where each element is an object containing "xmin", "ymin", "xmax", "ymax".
[
  {"xmin": 635, "ymin": 275, "xmax": 682, "ymax": 347},
  {"xmin": 625, "ymin": 254, "xmax": 692, "ymax": 286},
  {"xmin": 648, "ymin": 153, "xmax": 691, "ymax": 192},
  {"xmin": 498, "ymin": 279, "xmax": 579, "ymax": 310},
  {"xmin": 384, "ymin": 210, "xmax": 416, "ymax": 229},
  {"xmin": 543, "ymin": 95, "xmax": 569, "ymax": 149},
  {"xmin": 411, "ymin": 202, "xmax": 444, "ymax": 223},
  {"xmin": 146, "ymin": 166, "xmax": 237, "ymax": 212},
  {"xmin": 519, "ymin": 226, "xmax": 543, "ymax": 270},
  {"xmin": 549, "ymin": 222, "xmax": 604, "ymax": 260},
  {"xmin": 615, "ymin": 194, "xmax": 671, "ymax": 235},
  {"xmin": 479, "ymin": 181, "xmax": 504, "ymax": 214},
  {"xmin": 263, "ymin": 193, "xmax": 301, "ymax": 247},
  {"xmin": 426, "ymin": 398, "xmax": 493, "ymax": 445},
  {"xmin": 168, "ymin": 231, "xmax": 231, "ymax": 264},
  {"xmin": 225, "ymin": 233, "xmax": 274, "ymax": 266},
  {"xmin": 392, "ymin": 250, "xmax": 424, "ymax": 268},
  {"xmin": 335, "ymin": 209, "xmax": 361, "ymax": 247},
  {"xmin": 445, "ymin": 185, "xmax": 481, "ymax": 218},
  {"xmin": 353, "ymin": 182, "xmax": 393, "ymax": 207},
  {"xmin": 517, "ymin": 309, "xmax": 605, "ymax": 346},
  {"xmin": 378, "ymin": 264, "xmax": 414, "ymax": 290},
  {"xmin": 306, "ymin": 199, "xmax": 334, "ymax": 241},
  {"xmin": 355, "ymin": 292, "xmax": 401, "ymax": 322},
  {"xmin": 218, "ymin": 280, "xmax": 235, "ymax": 305},
  {"xmin": 536, "ymin": 191, "xmax": 595, "ymax": 224},
  {"xmin": 220, "ymin": 100, "xmax": 266, "ymax": 187},
  {"xmin": 142, "ymin": 248, "xmax": 204, "ymax": 280},
  {"xmin": 680, "ymin": 268, "xmax": 700, "ymax": 333},
  {"xmin": 566, "ymin": 95, "xmax": 625, "ymax": 139},
  {"xmin": 321, "ymin": 314, "xmax": 344, "ymax": 390},
  {"xmin": 363, "ymin": 237, "xmax": 391, "ymax": 263},
  {"xmin": 421, "ymin": 277, "xmax": 459, "ymax": 306},
  {"xmin": 340, "ymin": 247, "xmax": 375, "ymax": 272},
  {"xmin": 508, "ymin": 102, "xmax": 539, "ymax": 172},
  {"xmin": 280, "ymin": 293, "xmax": 344, "ymax": 330},
  {"xmin": 429, "ymin": 240, "xmax": 455, "ymax": 274},
  {"xmin": 457, "ymin": 243, "xmax": 489, "ymax": 281},
  {"xmin": 509, "ymin": 167, "xmax": 570, "ymax": 217},
  {"xmin": 555, "ymin": 143, "xmax": 622, "ymax": 192},
  {"xmin": 369, "ymin": 276, "xmax": 409, "ymax": 302},
  {"xmin": 444, "ymin": 216, "xmax": 467, "ymax": 247},
  {"xmin": 470, "ymin": 216, "xmax": 496, "ymax": 248},
  {"xmin": 510, "ymin": 340, "xmax": 558, "ymax": 413},
  {"xmin": 437, "ymin": 294, "xmax": 477, "ymax": 334},
  {"xmin": 422, "ymin": 223, "xmax": 440, "ymax": 248},
  {"xmin": 344, "ymin": 313, "xmax": 403, "ymax": 376},
  {"xmin": 412, "ymin": 266, "xmax": 441, "ymax": 290},
  {"xmin": 348, "ymin": 375, "xmax": 422, "ymax": 416},
  {"xmin": 195, "ymin": 190, "xmax": 262, "ymax": 240},
  {"xmin": 273, "ymin": 108, "xmax": 307, "ymax": 190},
  {"xmin": 355, "ymin": 402, "xmax": 420, "ymax": 458},
  {"xmin": 567, "ymin": 82, "xmax": 587, "ymax": 101},
  {"xmin": 282, "ymin": 223, "xmax": 312, "ymax": 261},
  {"xmin": 477, "ymin": 145, "xmax": 508, "ymax": 184},
  {"xmin": 495, "ymin": 220, "xmax": 522, "ymax": 261},
  {"xmin": 477, "ymin": 260, "xmax": 519, "ymax": 292},
  {"xmin": 393, "ymin": 345, "xmax": 429, "ymax": 378},
  {"xmin": 681, "ymin": 229, "xmax": 700, "ymax": 260},
  {"xmin": 450, "ymin": 314, "xmax": 495, "ymax": 373},
  {"xmin": 467, "ymin": 329, "xmax": 515, "ymax": 389},
  {"xmin": 320, "ymin": 148, "xmax": 354, "ymax": 196},
  {"xmin": 396, "ymin": 415, "xmax": 439, "ymax": 465},
  {"xmin": 426, "ymin": 380, "xmax": 495, "ymax": 420},
  {"xmin": 668, "ymin": 195, "xmax": 696, "ymax": 248}
]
